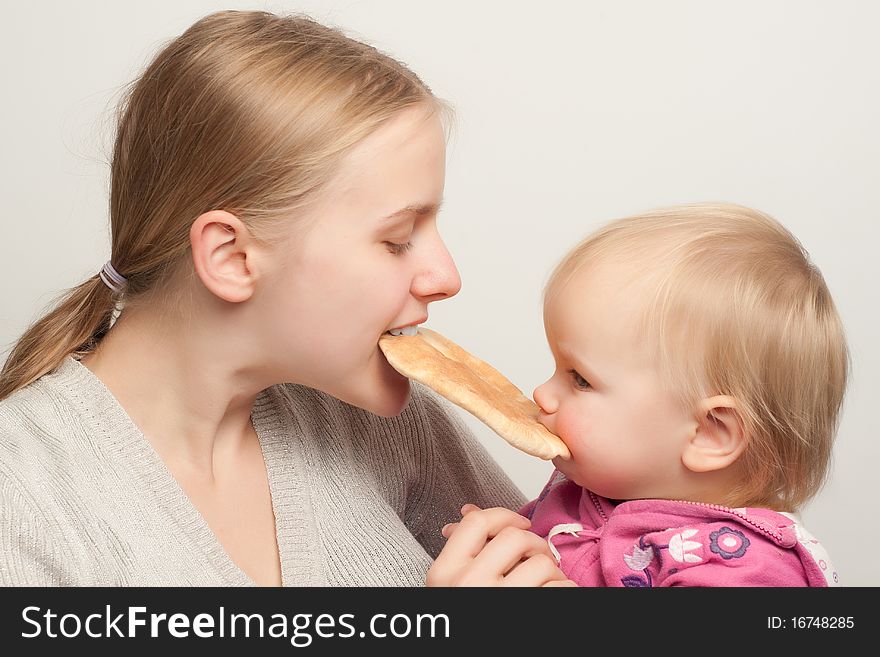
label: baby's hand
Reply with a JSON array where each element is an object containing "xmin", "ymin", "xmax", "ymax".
[{"xmin": 427, "ymin": 504, "xmax": 576, "ymax": 587}]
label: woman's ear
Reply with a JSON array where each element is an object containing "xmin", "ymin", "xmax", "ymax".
[
  {"xmin": 682, "ymin": 395, "xmax": 747, "ymax": 473},
  {"xmin": 190, "ymin": 210, "xmax": 259, "ymax": 303}
]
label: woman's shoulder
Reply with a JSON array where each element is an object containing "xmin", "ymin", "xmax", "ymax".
[
  {"xmin": 0, "ymin": 362, "xmax": 92, "ymax": 488},
  {"xmin": 0, "ymin": 371, "xmax": 74, "ymax": 455}
]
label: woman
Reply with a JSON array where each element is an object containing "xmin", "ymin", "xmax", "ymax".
[{"xmin": 0, "ymin": 10, "xmax": 567, "ymax": 586}]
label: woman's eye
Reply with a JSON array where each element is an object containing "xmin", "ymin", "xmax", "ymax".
[
  {"xmin": 385, "ymin": 241, "xmax": 413, "ymax": 255},
  {"xmin": 567, "ymin": 369, "xmax": 591, "ymax": 390}
]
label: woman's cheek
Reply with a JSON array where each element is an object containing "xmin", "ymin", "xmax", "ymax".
[{"xmin": 376, "ymin": 263, "xmax": 413, "ymax": 302}]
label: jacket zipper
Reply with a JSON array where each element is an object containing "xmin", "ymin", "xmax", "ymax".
[
  {"xmin": 588, "ymin": 490, "xmax": 608, "ymax": 523},
  {"xmin": 673, "ymin": 499, "xmax": 785, "ymax": 543},
  {"xmin": 589, "ymin": 493, "xmax": 787, "ymax": 543}
]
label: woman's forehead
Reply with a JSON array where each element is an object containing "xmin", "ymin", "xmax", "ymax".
[
  {"xmin": 334, "ymin": 107, "xmax": 444, "ymax": 181},
  {"xmin": 311, "ymin": 108, "xmax": 446, "ymax": 221}
]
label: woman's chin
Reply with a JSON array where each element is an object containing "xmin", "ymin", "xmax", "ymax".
[
  {"xmin": 369, "ymin": 352, "xmax": 412, "ymax": 416},
  {"xmin": 322, "ymin": 372, "xmax": 410, "ymax": 417},
  {"xmin": 339, "ymin": 350, "xmax": 412, "ymax": 417},
  {"xmin": 312, "ymin": 347, "xmax": 412, "ymax": 417},
  {"xmin": 367, "ymin": 382, "xmax": 411, "ymax": 417},
  {"xmin": 351, "ymin": 376, "xmax": 410, "ymax": 417}
]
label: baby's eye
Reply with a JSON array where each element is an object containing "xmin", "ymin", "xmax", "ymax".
[
  {"xmin": 567, "ymin": 369, "xmax": 591, "ymax": 390},
  {"xmin": 385, "ymin": 241, "xmax": 413, "ymax": 255}
]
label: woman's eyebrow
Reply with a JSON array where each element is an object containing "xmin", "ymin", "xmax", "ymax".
[{"xmin": 382, "ymin": 201, "xmax": 443, "ymax": 220}]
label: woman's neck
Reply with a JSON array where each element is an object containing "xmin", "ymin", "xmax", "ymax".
[{"xmin": 79, "ymin": 305, "xmax": 267, "ymax": 480}]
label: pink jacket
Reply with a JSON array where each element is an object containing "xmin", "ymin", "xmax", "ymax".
[{"xmin": 520, "ymin": 471, "xmax": 837, "ymax": 587}]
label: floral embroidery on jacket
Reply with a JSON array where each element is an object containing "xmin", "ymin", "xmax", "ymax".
[
  {"xmin": 623, "ymin": 545, "xmax": 654, "ymax": 571},
  {"xmin": 620, "ymin": 574, "xmax": 650, "ymax": 587},
  {"xmin": 669, "ymin": 529, "xmax": 703, "ymax": 563},
  {"xmin": 709, "ymin": 527, "xmax": 750, "ymax": 559}
]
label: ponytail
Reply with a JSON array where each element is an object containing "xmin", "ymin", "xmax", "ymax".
[{"xmin": 0, "ymin": 275, "xmax": 118, "ymax": 400}]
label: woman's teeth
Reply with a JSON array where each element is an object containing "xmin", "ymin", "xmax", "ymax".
[{"xmin": 388, "ymin": 325, "xmax": 419, "ymax": 336}]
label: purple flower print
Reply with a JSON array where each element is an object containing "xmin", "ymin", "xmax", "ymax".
[{"xmin": 709, "ymin": 527, "xmax": 750, "ymax": 560}]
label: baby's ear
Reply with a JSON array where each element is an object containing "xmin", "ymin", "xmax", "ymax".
[{"xmin": 682, "ymin": 395, "xmax": 747, "ymax": 473}]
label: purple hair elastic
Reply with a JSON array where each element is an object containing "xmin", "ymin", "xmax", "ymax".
[{"xmin": 99, "ymin": 261, "xmax": 127, "ymax": 294}]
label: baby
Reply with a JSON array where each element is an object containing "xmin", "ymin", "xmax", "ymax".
[{"xmin": 438, "ymin": 202, "xmax": 848, "ymax": 587}]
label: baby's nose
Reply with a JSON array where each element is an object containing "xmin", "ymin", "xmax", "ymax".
[{"xmin": 532, "ymin": 381, "xmax": 557, "ymax": 414}]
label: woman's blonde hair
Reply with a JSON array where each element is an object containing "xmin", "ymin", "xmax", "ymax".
[
  {"xmin": 545, "ymin": 203, "xmax": 849, "ymax": 511},
  {"xmin": 1, "ymin": 10, "xmax": 447, "ymax": 400}
]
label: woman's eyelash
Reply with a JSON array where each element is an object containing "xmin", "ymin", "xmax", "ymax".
[
  {"xmin": 385, "ymin": 241, "xmax": 413, "ymax": 255},
  {"xmin": 567, "ymin": 369, "xmax": 591, "ymax": 390}
]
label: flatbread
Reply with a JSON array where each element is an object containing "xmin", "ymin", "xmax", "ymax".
[{"xmin": 378, "ymin": 328, "xmax": 570, "ymax": 460}]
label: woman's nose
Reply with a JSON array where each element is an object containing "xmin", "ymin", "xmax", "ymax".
[
  {"xmin": 412, "ymin": 234, "xmax": 462, "ymax": 302},
  {"xmin": 533, "ymin": 380, "xmax": 558, "ymax": 414}
]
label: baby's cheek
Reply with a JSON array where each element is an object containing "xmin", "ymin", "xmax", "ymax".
[
  {"xmin": 552, "ymin": 413, "xmax": 597, "ymax": 489},
  {"xmin": 555, "ymin": 412, "xmax": 590, "ymax": 454}
]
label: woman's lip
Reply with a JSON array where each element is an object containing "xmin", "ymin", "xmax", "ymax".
[{"xmin": 386, "ymin": 317, "xmax": 428, "ymax": 333}]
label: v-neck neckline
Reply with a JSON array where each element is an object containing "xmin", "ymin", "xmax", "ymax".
[{"xmin": 56, "ymin": 356, "xmax": 322, "ymax": 586}]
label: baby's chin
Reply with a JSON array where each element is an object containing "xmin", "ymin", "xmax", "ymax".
[
  {"xmin": 550, "ymin": 457, "xmax": 590, "ymax": 490},
  {"xmin": 551, "ymin": 466, "xmax": 632, "ymax": 502},
  {"xmin": 551, "ymin": 456, "xmax": 574, "ymax": 480}
]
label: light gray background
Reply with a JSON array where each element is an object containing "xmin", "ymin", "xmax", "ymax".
[{"xmin": 3, "ymin": 1, "xmax": 878, "ymax": 585}]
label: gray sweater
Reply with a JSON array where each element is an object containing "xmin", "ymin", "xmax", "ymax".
[{"xmin": 0, "ymin": 356, "xmax": 526, "ymax": 586}]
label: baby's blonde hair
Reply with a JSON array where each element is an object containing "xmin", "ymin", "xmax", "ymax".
[{"xmin": 545, "ymin": 203, "xmax": 849, "ymax": 511}]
